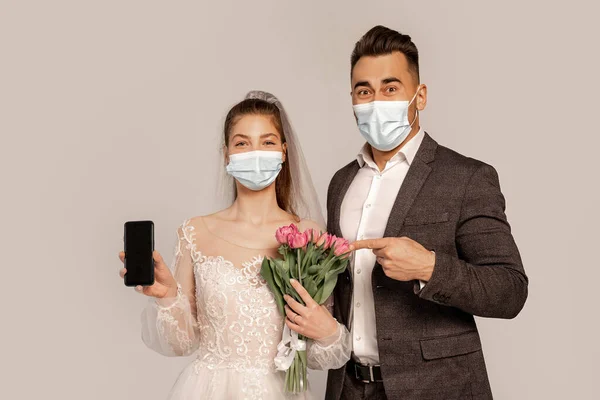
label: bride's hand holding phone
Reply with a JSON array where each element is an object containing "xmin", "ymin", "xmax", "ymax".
[{"xmin": 119, "ymin": 251, "xmax": 178, "ymax": 298}]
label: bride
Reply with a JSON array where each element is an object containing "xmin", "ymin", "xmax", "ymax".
[{"xmin": 118, "ymin": 91, "xmax": 351, "ymax": 399}]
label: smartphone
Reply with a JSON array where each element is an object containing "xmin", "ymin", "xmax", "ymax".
[{"xmin": 124, "ymin": 220, "xmax": 155, "ymax": 287}]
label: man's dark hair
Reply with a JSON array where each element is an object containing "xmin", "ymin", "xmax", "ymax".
[{"xmin": 351, "ymin": 25, "xmax": 420, "ymax": 82}]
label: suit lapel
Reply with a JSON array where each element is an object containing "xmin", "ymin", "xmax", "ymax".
[
  {"xmin": 331, "ymin": 161, "xmax": 360, "ymax": 238},
  {"xmin": 330, "ymin": 161, "xmax": 360, "ymax": 327},
  {"xmin": 382, "ymin": 132, "xmax": 438, "ymax": 238}
]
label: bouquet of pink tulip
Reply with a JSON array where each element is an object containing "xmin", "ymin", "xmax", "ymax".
[{"xmin": 260, "ymin": 223, "xmax": 351, "ymax": 394}]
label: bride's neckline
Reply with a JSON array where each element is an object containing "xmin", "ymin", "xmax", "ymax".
[{"xmin": 198, "ymin": 216, "xmax": 280, "ymax": 251}]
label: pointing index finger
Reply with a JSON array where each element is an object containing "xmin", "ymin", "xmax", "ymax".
[{"xmin": 350, "ymin": 238, "xmax": 388, "ymax": 251}]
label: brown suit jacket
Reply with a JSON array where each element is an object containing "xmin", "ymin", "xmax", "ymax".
[{"xmin": 325, "ymin": 133, "xmax": 528, "ymax": 400}]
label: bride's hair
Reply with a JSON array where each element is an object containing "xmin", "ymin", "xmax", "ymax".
[{"xmin": 223, "ymin": 97, "xmax": 297, "ymax": 220}]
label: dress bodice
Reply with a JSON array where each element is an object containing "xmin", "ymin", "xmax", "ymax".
[{"xmin": 191, "ymin": 251, "xmax": 283, "ymax": 372}]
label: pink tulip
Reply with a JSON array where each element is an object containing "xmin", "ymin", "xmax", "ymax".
[
  {"xmin": 333, "ymin": 238, "xmax": 351, "ymax": 257},
  {"xmin": 288, "ymin": 231, "xmax": 309, "ymax": 249},
  {"xmin": 306, "ymin": 228, "xmax": 320, "ymax": 244},
  {"xmin": 324, "ymin": 234, "xmax": 336, "ymax": 250},
  {"xmin": 315, "ymin": 232, "xmax": 328, "ymax": 247},
  {"xmin": 275, "ymin": 224, "xmax": 299, "ymax": 244}
]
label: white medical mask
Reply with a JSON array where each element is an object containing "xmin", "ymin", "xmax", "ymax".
[
  {"xmin": 225, "ymin": 150, "xmax": 283, "ymax": 191},
  {"xmin": 353, "ymin": 86, "xmax": 422, "ymax": 151}
]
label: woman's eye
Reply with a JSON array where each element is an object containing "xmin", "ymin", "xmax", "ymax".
[
  {"xmin": 265, "ymin": 141, "xmax": 276, "ymax": 145},
  {"xmin": 235, "ymin": 142, "xmax": 247, "ymax": 147}
]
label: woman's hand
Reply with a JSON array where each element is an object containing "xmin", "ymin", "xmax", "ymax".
[
  {"xmin": 119, "ymin": 250, "xmax": 178, "ymax": 298},
  {"xmin": 284, "ymin": 279, "xmax": 339, "ymax": 341}
]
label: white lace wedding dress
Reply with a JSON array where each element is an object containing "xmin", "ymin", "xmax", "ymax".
[{"xmin": 141, "ymin": 217, "xmax": 351, "ymax": 400}]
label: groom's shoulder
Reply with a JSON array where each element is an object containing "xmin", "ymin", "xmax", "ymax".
[
  {"xmin": 329, "ymin": 159, "xmax": 359, "ymax": 185},
  {"xmin": 430, "ymin": 135, "xmax": 493, "ymax": 173}
]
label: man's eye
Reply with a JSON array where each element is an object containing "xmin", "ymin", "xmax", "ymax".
[
  {"xmin": 358, "ymin": 89, "xmax": 369, "ymax": 96},
  {"xmin": 387, "ymin": 87, "xmax": 397, "ymax": 92}
]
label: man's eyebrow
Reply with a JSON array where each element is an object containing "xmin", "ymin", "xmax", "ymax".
[
  {"xmin": 381, "ymin": 77, "xmax": 402, "ymax": 85},
  {"xmin": 353, "ymin": 81, "xmax": 373, "ymax": 90}
]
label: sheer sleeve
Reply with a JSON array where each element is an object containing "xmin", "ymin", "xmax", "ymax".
[
  {"xmin": 140, "ymin": 221, "xmax": 201, "ymax": 356},
  {"xmin": 306, "ymin": 295, "xmax": 352, "ymax": 370}
]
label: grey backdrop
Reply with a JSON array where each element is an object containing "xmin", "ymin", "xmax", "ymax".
[{"xmin": 1, "ymin": 1, "xmax": 598, "ymax": 399}]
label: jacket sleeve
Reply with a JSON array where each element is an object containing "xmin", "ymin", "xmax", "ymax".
[{"xmin": 417, "ymin": 163, "xmax": 528, "ymax": 319}]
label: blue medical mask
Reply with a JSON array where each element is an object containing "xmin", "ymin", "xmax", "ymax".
[
  {"xmin": 353, "ymin": 86, "xmax": 422, "ymax": 151},
  {"xmin": 226, "ymin": 150, "xmax": 283, "ymax": 191}
]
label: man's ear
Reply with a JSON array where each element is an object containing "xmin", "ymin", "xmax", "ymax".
[{"xmin": 416, "ymin": 84, "xmax": 428, "ymax": 111}]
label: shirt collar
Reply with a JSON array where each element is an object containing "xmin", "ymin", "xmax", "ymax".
[{"xmin": 356, "ymin": 128, "xmax": 425, "ymax": 170}]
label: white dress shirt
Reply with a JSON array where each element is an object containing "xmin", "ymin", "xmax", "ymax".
[{"xmin": 340, "ymin": 128, "xmax": 425, "ymax": 365}]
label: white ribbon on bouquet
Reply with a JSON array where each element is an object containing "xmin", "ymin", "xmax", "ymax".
[{"xmin": 274, "ymin": 324, "xmax": 306, "ymax": 371}]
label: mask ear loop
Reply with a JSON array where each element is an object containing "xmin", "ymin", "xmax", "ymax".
[{"xmin": 407, "ymin": 85, "xmax": 422, "ymax": 127}]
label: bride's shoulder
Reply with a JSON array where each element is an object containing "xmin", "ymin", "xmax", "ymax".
[
  {"xmin": 184, "ymin": 210, "xmax": 237, "ymax": 235},
  {"xmin": 184, "ymin": 211, "xmax": 221, "ymax": 229},
  {"xmin": 184, "ymin": 208, "xmax": 229, "ymax": 224},
  {"xmin": 296, "ymin": 218, "xmax": 325, "ymax": 233},
  {"xmin": 176, "ymin": 213, "xmax": 217, "ymax": 233}
]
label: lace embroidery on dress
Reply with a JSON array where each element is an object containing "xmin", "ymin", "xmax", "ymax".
[
  {"xmin": 192, "ymin": 254, "xmax": 281, "ymax": 365},
  {"xmin": 155, "ymin": 283, "xmax": 195, "ymax": 354},
  {"xmin": 169, "ymin": 219, "xmax": 281, "ymax": 399}
]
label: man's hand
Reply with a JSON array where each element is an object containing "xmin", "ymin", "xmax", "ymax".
[{"xmin": 350, "ymin": 237, "xmax": 436, "ymax": 282}]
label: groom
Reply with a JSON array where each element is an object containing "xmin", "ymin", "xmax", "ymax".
[{"xmin": 324, "ymin": 26, "xmax": 528, "ymax": 399}]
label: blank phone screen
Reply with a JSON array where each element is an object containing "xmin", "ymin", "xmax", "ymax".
[{"xmin": 124, "ymin": 221, "xmax": 154, "ymax": 286}]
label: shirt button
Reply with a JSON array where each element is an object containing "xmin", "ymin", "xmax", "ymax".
[
  {"xmin": 365, "ymin": 204, "xmax": 371, "ymax": 208},
  {"xmin": 356, "ymin": 302, "xmax": 361, "ymax": 308},
  {"xmin": 356, "ymin": 336, "xmax": 362, "ymax": 341},
  {"xmin": 356, "ymin": 269, "xmax": 362, "ymax": 274}
]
